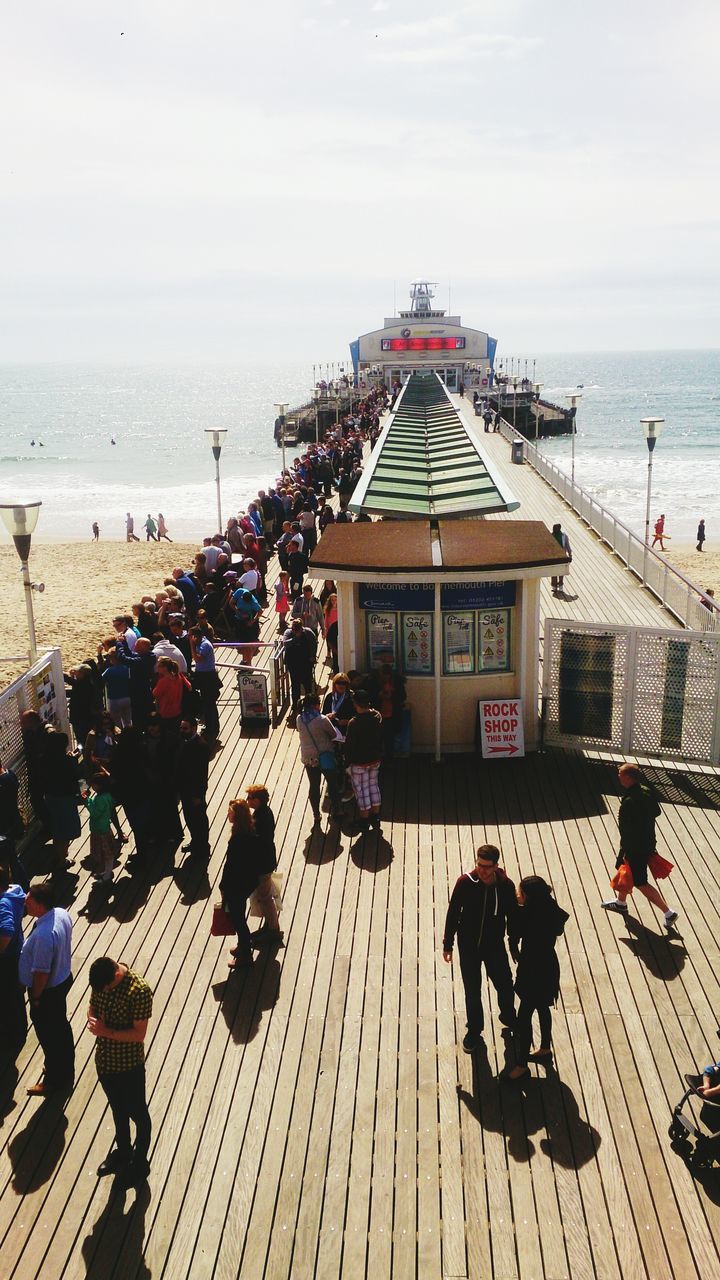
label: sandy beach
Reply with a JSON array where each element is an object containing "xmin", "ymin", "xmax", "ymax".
[
  {"xmin": 1, "ymin": 540, "xmax": 198, "ymax": 687},
  {"xmin": 2, "ymin": 535, "xmax": 717, "ymax": 694}
]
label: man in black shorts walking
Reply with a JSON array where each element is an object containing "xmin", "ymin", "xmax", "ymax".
[{"xmin": 601, "ymin": 763, "xmax": 678, "ymax": 929}]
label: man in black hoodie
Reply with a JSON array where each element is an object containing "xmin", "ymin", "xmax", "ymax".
[{"xmin": 443, "ymin": 843, "xmax": 520, "ymax": 1053}]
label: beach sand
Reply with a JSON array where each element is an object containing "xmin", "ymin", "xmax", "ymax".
[
  {"xmin": 661, "ymin": 541, "xmax": 718, "ymax": 598},
  {"xmin": 1, "ymin": 540, "xmax": 198, "ymax": 688}
]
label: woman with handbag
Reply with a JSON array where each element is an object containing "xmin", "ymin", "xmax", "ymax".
[
  {"xmin": 296, "ymin": 694, "xmax": 342, "ymax": 825},
  {"xmin": 219, "ymin": 799, "xmax": 263, "ymax": 970}
]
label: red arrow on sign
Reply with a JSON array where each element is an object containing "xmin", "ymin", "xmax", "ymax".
[{"xmin": 488, "ymin": 744, "xmax": 519, "ymax": 756}]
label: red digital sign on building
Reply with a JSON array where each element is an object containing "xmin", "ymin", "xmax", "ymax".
[{"xmin": 381, "ymin": 337, "xmax": 466, "ymax": 352}]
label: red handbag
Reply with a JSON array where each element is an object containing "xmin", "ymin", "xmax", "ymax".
[
  {"xmin": 648, "ymin": 852, "xmax": 673, "ymax": 879},
  {"xmin": 211, "ymin": 903, "xmax": 235, "ymax": 936},
  {"xmin": 610, "ymin": 862, "xmax": 634, "ymax": 894}
]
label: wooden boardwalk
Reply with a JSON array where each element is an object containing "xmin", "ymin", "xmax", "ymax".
[{"xmin": 2, "ymin": 460, "xmax": 720, "ymax": 1278}]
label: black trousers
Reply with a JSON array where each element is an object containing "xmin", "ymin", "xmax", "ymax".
[
  {"xmin": 30, "ymin": 974, "xmax": 75, "ymax": 1087},
  {"xmin": 288, "ymin": 665, "xmax": 314, "ymax": 707},
  {"xmin": 193, "ymin": 672, "xmax": 220, "ymax": 740},
  {"xmin": 0, "ymin": 956, "xmax": 27, "ymax": 1060},
  {"xmin": 225, "ymin": 891, "xmax": 252, "ymax": 962},
  {"xmin": 99, "ymin": 1065, "xmax": 151, "ymax": 1163},
  {"xmin": 458, "ymin": 943, "xmax": 514, "ymax": 1034},
  {"xmin": 181, "ymin": 792, "xmax": 210, "ymax": 859},
  {"xmin": 514, "ymin": 997, "xmax": 552, "ymax": 1066}
]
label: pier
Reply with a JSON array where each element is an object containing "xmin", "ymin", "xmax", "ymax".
[{"xmin": 1, "ymin": 424, "xmax": 719, "ymax": 1279}]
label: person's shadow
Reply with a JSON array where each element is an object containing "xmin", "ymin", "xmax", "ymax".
[
  {"xmin": 303, "ymin": 827, "xmax": 343, "ymax": 866},
  {"xmin": 81, "ymin": 1181, "xmax": 152, "ymax": 1279},
  {"xmin": 458, "ymin": 1042, "xmax": 600, "ymax": 1169},
  {"xmin": 172, "ymin": 858, "xmax": 212, "ymax": 905},
  {"xmin": 212, "ymin": 955, "xmax": 282, "ymax": 1045},
  {"xmin": 618, "ymin": 914, "xmax": 687, "ymax": 978},
  {"xmin": 7, "ymin": 1098, "xmax": 69, "ymax": 1193},
  {"xmin": 349, "ymin": 831, "xmax": 393, "ymax": 872}
]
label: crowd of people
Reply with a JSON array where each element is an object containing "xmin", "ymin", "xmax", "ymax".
[{"xmin": 0, "ymin": 378, "xmax": 696, "ymax": 1200}]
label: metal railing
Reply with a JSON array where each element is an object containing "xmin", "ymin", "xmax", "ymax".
[
  {"xmin": 498, "ymin": 418, "xmax": 720, "ymax": 633},
  {"xmin": 0, "ymin": 648, "xmax": 69, "ymax": 831}
]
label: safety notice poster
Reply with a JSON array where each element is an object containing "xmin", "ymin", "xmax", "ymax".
[{"xmin": 401, "ymin": 613, "xmax": 433, "ymax": 675}]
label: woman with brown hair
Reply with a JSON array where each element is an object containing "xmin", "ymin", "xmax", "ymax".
[
  {"xmin": 219, "ymin": 799, "xmax": 264, "ymax": 969},
  {"xmin": 323, "ymin": 593, "xmax": 339, "ymax": 673},
  {"xmin": 246, "ymin": 785, "xmax": 282, "ymax": 946}
]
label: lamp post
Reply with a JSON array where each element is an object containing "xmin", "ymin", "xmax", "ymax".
[
  {"xmin": 313, "ymin": 387, "xmax": 321, "ymax": 445},
  {"xmin": 565, "ymin": 392, "xmax": 582, "ymax": 486},
  {"xmin": 512, "ymin": 377, "xmax": 519, "ymax": 433},
  {"xmin": 533, "ymin": 382, "xmax": 544, "ymax": 441},
  {"xmin": 0, "ymin": 501, "xmax": 43, "ymax": 664},
  {"xmin": 204, "ymin": 428, "xmax": 227, "ymax": 534},
  {"xmin": 274, "ymin": 402, "xmax": 289, "ymax": 475},
  {"xmin": 641, "ymin": 416, "xmax": 664, "ymax": 581},
  {"xmin": 334, "ymin": 388, "xmax": 341, "ymax": 427}
]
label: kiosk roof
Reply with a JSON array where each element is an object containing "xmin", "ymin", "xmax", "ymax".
[{"xmin": 310, "ymin": 520, "xmax": 567, "ymax": 574}]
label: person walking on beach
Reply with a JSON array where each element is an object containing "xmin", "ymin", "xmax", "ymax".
[
  {"xmin": 157, "ymin": 513, "xmax": 172, "ymax": 542},
  {"xmin": 443, "ymin": 843, "xmax": 519, "ymax": 1053},
  {"xmin": 144, "ymin": 514, "xmax": 158, "ymax": 542},
  {"xmin": 87, "ymin": 956, "xmax": 153, "ymax": 1186},
  {"xmin": 92, "ymin": 521, "xmax": 100, "ymax": 541},
  {"xmin": 126, "ymin": 513, "xmax": 139, "ymax": 542},
  {"xmin": 19, "ymin": 882, "xmax": 75, "ymax": 1097},
  {"xmin": 696, "ymin": 518, "xmax": 706, "ymax": 552},
  {"xmin": 601, "ymin": 763, "xmax": 678, "ymax": 929},
  {"xmin": 504, "ymin": 876, "xmax": 568, "ymax": 1082},
  {"xmin": 652, "ymin": 514, "xmax": 667, "ymax": 550}
]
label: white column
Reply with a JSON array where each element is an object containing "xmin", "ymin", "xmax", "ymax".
[
  {"xmin": 518, "ymin": 578, "xmax": 541, "ymax": 750},
  {"xmin": 337, "ymin": 580, "xmax": 357, "ymax": 672},
  {"xmin": 434, "ymin": 581, "xmax": 442, "ymax": 762}
]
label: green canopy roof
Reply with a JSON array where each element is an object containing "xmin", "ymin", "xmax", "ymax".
[{"xmin": 349, "ymin": 373, "xmax": 519, "ymax": 519}]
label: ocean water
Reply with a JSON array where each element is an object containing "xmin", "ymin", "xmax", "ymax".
[{"xmin": 0, "ymin": 352, "xmax": 718, "ymax": 542}]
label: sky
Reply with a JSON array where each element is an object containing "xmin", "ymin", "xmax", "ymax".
[{"xmin": 2, "ymin": 0, "xmax": 719, "ymax": 361}]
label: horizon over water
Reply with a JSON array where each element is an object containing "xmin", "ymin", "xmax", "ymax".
[{"xmin": 0, "ymin": 351, "xmax": 718, "ymax": 543}]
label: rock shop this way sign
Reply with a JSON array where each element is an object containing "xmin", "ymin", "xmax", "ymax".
[{"xmin": 478, "ymin": 699, "xmax": 525, "ymax": 758}]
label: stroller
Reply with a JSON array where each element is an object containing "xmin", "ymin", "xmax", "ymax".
[{"xmin": 669, "ymin": 1030, "xmax": 720, "ymax": 1171}]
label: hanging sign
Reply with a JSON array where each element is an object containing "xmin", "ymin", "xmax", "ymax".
[
  {"xmin": 237, "ymin": 670, "xmax": 269, "ymax": 722},
  {"xmin": 479, "ymin": 698, "xmax": 525, "ymax": 758},
  {"xmin": 401, "ymin": 612, "xmax": 433, "ymax": 675}
]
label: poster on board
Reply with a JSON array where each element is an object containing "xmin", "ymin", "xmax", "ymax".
[
  {"xmin": 366, "ymin": 611, "xmax": 398, "ymax": 667},
  {"xmin": 478, "ymin": 608, "xmax": 511, "ymax": 672},
  {"xmin": 237, "ymin": 670, "xmax": 269, "ymax": 722},
  {"xmin": 401, "ymin": 613, "xmax": 433, "ymax": 675},
  {"xmin": 443, "ymin": 612, "xmax": 474, "ymax": 674}
]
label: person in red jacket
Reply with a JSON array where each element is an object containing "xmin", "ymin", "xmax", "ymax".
[{"xmin": 442, "ymin": 843, "xmax": 520, "ymax": 1054}]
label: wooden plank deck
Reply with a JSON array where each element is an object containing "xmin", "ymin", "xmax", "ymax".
[{"xmin": 2, "ymin": 462, "xmax": 720, "ymax": 1278}]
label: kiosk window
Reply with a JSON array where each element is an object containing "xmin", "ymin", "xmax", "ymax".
[{"xmin": 443, "ymin": 612, "xmax": 475, "ymax": 675}]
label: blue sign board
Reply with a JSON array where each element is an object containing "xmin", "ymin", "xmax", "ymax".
[
  {"xmin": 359, "ymin": 583, "xmax": 435, "ymax": 611},
  {"xmin": 441, "ymin": 581, "xmax": 516, "ymax": 610}
]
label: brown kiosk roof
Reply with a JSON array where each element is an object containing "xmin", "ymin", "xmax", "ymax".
[{"xmin": 309, "ymin": 520, "xmax": 567, "ymax": 574}]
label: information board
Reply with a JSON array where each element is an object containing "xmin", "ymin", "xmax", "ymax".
[
  {"xmin": 443, "ymin": 612, "xmax": 475, "ymax": 674},
  {"xmin": 441, "ymin": 581, "xmax": 516, "ymax": 610},
  {"xmin": 401, "ymin": 613, "xmax": 433, "ymax": 675},
  {"xmin": 477, "ymin": 608, "xmax": 511, "ymax": 672},
  {"xmin": 366, "ymin": 611, "xmax": 398, "ymax": 666},
  {"xmin": 359, "ymin": 583, "xmax": 434, "ymax": 611},
  {"xmin": 478, "ymin": 698, "xmax": 525, "ymax": 758},
  {"xmin": 237, "ymin": 670, "xmax": 269, "ymax": 722}
]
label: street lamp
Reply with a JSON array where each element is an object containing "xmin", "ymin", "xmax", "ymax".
[
  {"xmin": 205, "ymin": 428, "xmax": 227, "ymax": 534},
  {"xmin": 565, "ymin": 392, "xmax": 582, "ymax": 486},
  {"xmin": 334, "ymin": 388, "xmax": 341, "ymax": 427},
  {"xmin": 313, "ymin": 387, "xmax": 321, "ymax": 445},
  {"xmin": 641, "ymin": 416, "xmax": 664, "ymax": 581},
  {"xmin": 512, "ymin": 377, "xmax": 519, "ymax": 433},
  {"xmin": 0, "ymin": 501, "xmax": 43, "ymax": 664},
  {"xmin": 533, "ymin": 382, "xmax": 544, "ymax": 441},
  {"xmin": 274, "ymin": 402, "xmax": 289, "ymax": 476}
]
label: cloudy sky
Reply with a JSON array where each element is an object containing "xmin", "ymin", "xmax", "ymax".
[{"xmin": 2, "ymin": 0, "xmax": 719, "ymax": 360}]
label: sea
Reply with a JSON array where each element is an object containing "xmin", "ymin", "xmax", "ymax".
[{"xmin": 0, "ymin": 351, "xmax": 718, "ymax": 543}]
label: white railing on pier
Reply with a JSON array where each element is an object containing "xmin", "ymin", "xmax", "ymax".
[
  {"xmin": 0, "ymin": 648, "xmax": 69, "ymax": 831},
  {"xmin": 497, "ymin": 419, "xmax": 720, "ymax": 634}
]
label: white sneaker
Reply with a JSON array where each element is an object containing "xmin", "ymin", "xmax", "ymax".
[
  {"xmin": 664, "ymin": 909, "xmax": 678, "ymax": 930},
  {"xmin": 601, "ymin": 899, "xmax": 628, "ymax": 913}
]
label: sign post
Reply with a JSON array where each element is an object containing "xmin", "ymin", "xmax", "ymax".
[
  {"xmin": 478, "ymin": 698, "xmax": 524, "ymax": 758},
  {"xmin": 237, "ymin": 669, "xmax": 270, "ymax": 724}
]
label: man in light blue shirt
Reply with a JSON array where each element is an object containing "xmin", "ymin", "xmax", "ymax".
[{"xmin": 19, "ymin": 883, "xmax": 74, "ymax": 1096}]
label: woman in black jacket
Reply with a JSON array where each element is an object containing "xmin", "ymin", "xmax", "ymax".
[
  {"xmin": 246, "ymin": 785, "xmax": 282, "ymax": 945},
  {"xmin": 219, "ymin": 799, "xmax": 263, "ymax": 970},
  {"xmin": 505, "ymin": 875, "xmax": 569, "ymax": 1082}
]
